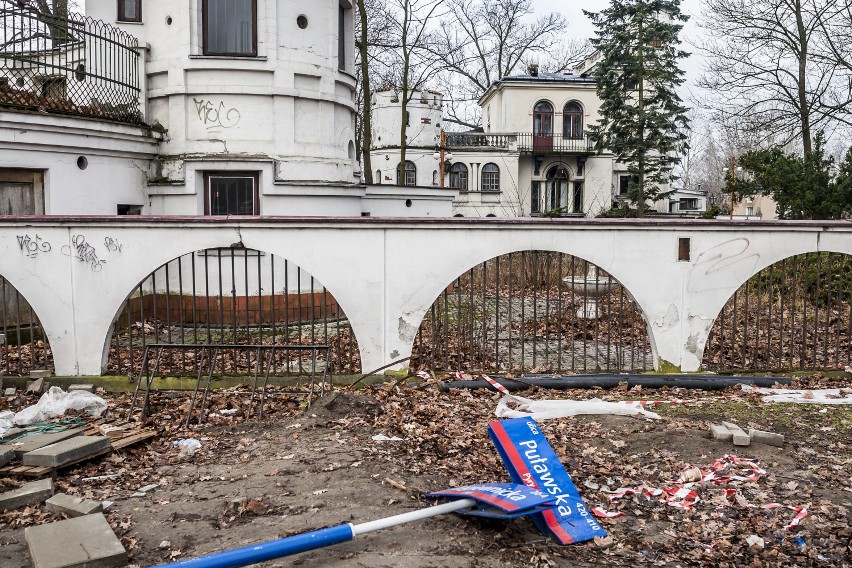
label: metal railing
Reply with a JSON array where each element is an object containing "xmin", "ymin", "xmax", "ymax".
[
  {"xmin": 0, "ymin": 4, "xmax": 142, "ymax": 123},
  {"xmin": 0, "ymin": 275, "xmax": 52, "ymax": 375},
  {"xmin": 703, "ymin": 252, "xmax": 851, "ymax": 371},
  {"xmin": 516, "ymin": 133, "xmax": 594, "ymax": 154},
  {"xmin": 446, "ymin": 132, "xmax": 516, "ymax": 150},
  {"xmin": 412, "ymin": 252, "xmax": 654, "ymax": 374},
  {"xmin": 445, "ymin": 132, "xmax": 594, "ymax": 154},
  {"xmin": 107, "ymin": 248, "xmax": 361, "ymax": 377}
]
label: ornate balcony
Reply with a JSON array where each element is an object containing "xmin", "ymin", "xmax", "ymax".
[
  {"xmin": 0, "ymin": 5, "xmax": 142, "ymax": 124},
  {"xmin": 446, "ymin": 132, "xmax": 594, "ymax": 154}
]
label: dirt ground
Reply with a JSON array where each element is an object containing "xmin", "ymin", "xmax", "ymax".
[{"xmin": 1, "ymin": 374, "xmax": 851, "ymax": 567}]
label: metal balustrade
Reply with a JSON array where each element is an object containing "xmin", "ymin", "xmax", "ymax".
[
  {"xmin": 445, "ymin": 132, "xmax": 594, "ymax": 154},
  {"xmin": 0, "ymin": 276, "xmax": 52, "ymax": 375},
  {"xmin": 0, "ymin": 4, "xmax": 142, "ymax": 123}
]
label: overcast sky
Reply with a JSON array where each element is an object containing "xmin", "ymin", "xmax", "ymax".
[{"xmin": 535, "ymin": 0, "xmax": 704, "ymax": 89}]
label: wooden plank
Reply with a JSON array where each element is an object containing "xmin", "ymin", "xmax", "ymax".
[{"xmin": 111, "ymin": 430, "xmax": 157, "ymax": 450}]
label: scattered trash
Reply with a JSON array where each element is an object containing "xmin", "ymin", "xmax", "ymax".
[
  {"xmin": 742, "ymin": 384, "xmax": 852, "ymax": 404},
  {"xmin": 746, "ymin": 534, "xmax": 765, "ymax": 549},
  {"xmin": 495, "ymin": 394, "xmax": 661, "ymax": 420},
  {"xmin": 13, "ymin": 387, "xmax": 107, "ymax": 426},
  {"xmin": 219, "ymin": 408, "xmax": 239, "ymax": 415},
  {"xmin": 173, "ymin": 438, "xmax": 202, "ymax": 459},
  {"xmin": 371, "ymin": 434, "xmax": 404, "ymax": 442}
]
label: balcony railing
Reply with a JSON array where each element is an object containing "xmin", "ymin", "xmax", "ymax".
[
  {"xmin": 516, "ymin": 133, "xmax": 593, "ymax": 154},
  {"xmin": 446, "ymin": 132, "xmax": 594, "ymax": 154},
  {"xmin": 0, "ymin": 5, "xmax": 142, "ymax": 123}
]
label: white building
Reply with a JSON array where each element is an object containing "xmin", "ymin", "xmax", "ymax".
[
  {"xmin": 371, "ymin": 62, "xmax": 681, "ymax": 218},
  {"xmin": 0, "ymin": 1, "xmax": 452, "ymax": 217}
]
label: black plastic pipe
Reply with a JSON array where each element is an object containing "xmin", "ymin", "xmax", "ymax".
[{"xmin": 439, "ymin": 374, "xmax": 792, "ymax": 392}]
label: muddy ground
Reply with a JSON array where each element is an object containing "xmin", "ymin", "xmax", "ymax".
[{"xmin": 1, "ymin": 375, "xmax": 851, "ymax": 567}]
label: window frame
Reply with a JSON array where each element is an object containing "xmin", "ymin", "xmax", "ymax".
[
  {"xmin": 202, "ymin": 0, "xmax": 258, "ymax": 57},
  {"xmin": 449, "ymin": 162, "xmax": 469, "ymax": 191},
  {"xmin": 397, "ymin": 161, "xmax": 417, "ymax": 186},
  {"xmin": 563, "ymin": 101, "xmax": 583, "ymax": 139},
  {"xmin": 117, "ymin": 0, "xmax": 142, "ymax": 23},
  {"xmin": 204, "ymin": 171, "xmax": 260, "ymax": 215},
  {"xmin": 481, "ymin": 163, "xmax": 500, "ymax": 192}
]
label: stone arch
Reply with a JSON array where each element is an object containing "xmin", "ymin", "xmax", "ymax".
[
  {"xmin": 104, "ymin": 245, "xmax": 362, "ymax": 377},
  {"xmin": 701, "ymin": 248, "xmax": 852, "ymax": 371},
  {"xmin": 0, "ymin": 271, "xmax": 55, "ymax": 376},
  {"xmin": 388, "ymin": 236, "xmax": 656, "ymax": 373}
]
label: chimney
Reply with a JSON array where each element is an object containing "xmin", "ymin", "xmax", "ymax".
[{"xmin": 527, "ymin": 63, "xmax": 539, "ymax": 77}]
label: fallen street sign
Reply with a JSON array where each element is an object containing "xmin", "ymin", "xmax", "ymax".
[
  {"xmin": 426, "ymin": 482, "xmax": 556, "ymax": 519},
  {"xmin": 488, "ymin": 417, "xmax": 608, "ymax": 544}
]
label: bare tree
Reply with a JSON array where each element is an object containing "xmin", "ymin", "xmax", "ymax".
[
  {"xmin": 697, "ymin": 0, "xmax": 847, "ymax": 155},
  {"xmin": 429, "ymin": 0, "xmax": 591, "ymax": 129},
  {"xmin": 381, "ymin": 0, "xmax": 445, "ymax": 184}
]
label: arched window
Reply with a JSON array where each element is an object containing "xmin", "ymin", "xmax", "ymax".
[
  {"xmin": 449, "ymin": 163, "xmax": 468, "ymax": 191},
  {"xmin": 481, "ymin": 163, "xmax": 500, "ymax": 192},
  {"xmin": 432, "ymin": 170, "xmax": 438, "ymax": 185},
  {"xmin": 545, "ymin": 165, "xmax": 569, "ymax": 212},
  {"xmin": 397, "ymin": 160, "xmax": 416, "ymax": 186},
  {"xmin": 533, "ymin": 101, "xmax": 554, "ymax": 150},
  {"xmin": 375, "ymin": 170, "xmax": 382, "ymax": 184},
  {"xmin": 563, "ymin": 102, "xmax": 583, "ymax": 139}
]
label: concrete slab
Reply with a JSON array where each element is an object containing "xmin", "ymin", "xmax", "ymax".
[
  {"xmin": 25, "ymin": 513, "xmax": 127, "ymax": 568},
  {"xmin": 29, "ymin": 370, "xmax": 51, "ymax": 379},
  {"xmin": 45, "ymin": 493, "xmax": 103, "ymax": 517},
  {"xmin": 0, "ymin": 427, "xmax": 26, "ymax": 441},
  {"xmin": 709, "ymin": 424, "xmax": 732, "ymax": 442},
  {"xmin": 0, "ymin": 445, "xmax": 14, "ymax": 467},
  {"xmin": 0, "ymin": 478, "xmax": 54, "ymax": 511},
  {"xmin": 749, "ymin": 428, "xmax": 784, "ymax": 447},
  {"xmin": 3, "ymin": 387, "xmax": 15, "ymax": 396},
  {"xmin": 722, "ymin": 421, "xmax": 751, "ymax": 446},
  {"xmin": 23, "ymin": 436, "xmax": 112, "ymax": 468},
  {"xmin": 12, "ymin": 428, "xmax": 85, "ymax": 458},
  {"xmin": 68, "ymin": 384, "xmax": 94, "ymax": 393},
  {"xmin": 26, "ymin": 378, "xmax": 44, "ymax": 393}
]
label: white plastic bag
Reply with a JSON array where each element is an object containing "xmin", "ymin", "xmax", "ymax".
[
  {"xmin": 13, "ymin": 386, "xmax": 108, "ymax": 425},
  {"xmin": 741, "ymin": 384, "xmax": 852, "ymax": 405},
  {"xmin": 495, "ymin": 394, "xmax": 661, "ymax": 420}
]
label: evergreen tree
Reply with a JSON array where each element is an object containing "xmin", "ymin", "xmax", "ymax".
[
  {"xmin": 584, "ymin": 0, "xmax": 690, "ymax": 216},
  {"xmin": 732, "ymin": 134, "xmax": 852, "ymax": 220}
]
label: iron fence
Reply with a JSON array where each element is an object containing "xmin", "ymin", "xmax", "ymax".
[
  {"xmin": 412, "ymin": 252, "xmax": 654, "ymax": 374},
  {"xmin": 107, "ymin": 248, "xmax": 361, "ymax": 378},
  {"xmin": 0, "ymin": 4, "xmax": 142, "ymax": 123},
  {"xmin": 0, "ymin": 275, "xmax": 52, "ymax": 376},
  {"xmin": 703, "ymin": 252, "xmax": 852, "ymax": 371}
]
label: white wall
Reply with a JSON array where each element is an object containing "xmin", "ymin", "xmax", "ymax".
[
  {"xmin": 0, "ymin": 112, "xmax": 160, "ymax": 214},
  {"xmin": 2, "ymin": 219, "xmax": 849, "ymax": 376}
]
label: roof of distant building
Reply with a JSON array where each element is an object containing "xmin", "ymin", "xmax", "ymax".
[{"xmin": 497, "ymin": 72, "xmax": 597, "ymax": 85}]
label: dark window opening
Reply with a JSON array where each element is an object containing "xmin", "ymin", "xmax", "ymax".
[
  {"xmin": 481, "ymin": 163, "xmax": 500, "ymax": 192},
  {"xmin": 397, "ymin": 161, "xmax": 416, "ymax": 186},
  {"xmin": 118, "ymin": 0, "xmax": 142, "ymax": 22},
  {"xmin": 563, "ymin": 102, "xmax": 583, "ymax": 139},
  {"xmin": 545, "ymin": 166, "xmax": 568, "ymax": 211},
  {"xmin": 531, "ymin": 181, "xmax": 541, "ymax": 215},
  {"xmin": 572, "ymin": 182, "xmax": 583, "ymax": 213},
  {"xmin": 338, "ymin": 7, "xmax": 345, "ymax": 66},
  {"xmin": 203, "ymin": 0, "xmax": 257, "ymax": 56},
  {"xmin": 449, "ymin": 162, "xmax": 468, "ymax": 191},
  {"xmin": 117, "ymin": 204, "xmax": 143, "ymax": 215},
  {"xmin": 204, "ymin": 172, "xmax": 259, "ymax": 215},
  {"xmin": 678, "ymin": 238, "xmax": 691, "ymax": 261},
  {"xmin": 618, "ymin": 174, "xmax": 638, "ymax": 195}
]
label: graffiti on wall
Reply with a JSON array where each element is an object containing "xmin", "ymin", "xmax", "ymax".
[
  {"xmin": 17, "ymin": 234, "xmax": 52, "ymax": 258},
  {"xmin": 193, "ymin": 98, "xmax": 241, "ymax": 130}
]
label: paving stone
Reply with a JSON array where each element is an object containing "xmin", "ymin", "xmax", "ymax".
[
  {"xmin": 68, "ymin": 384, "xmax": 94, "ymax": 393},
  {"xmin": 13, "ymin": 428, "xmax": 85, "ymax": 458},
  {"xmin": 0, "ymin": 478, "xmax": 54, "ymax": 511},
  {"xmin": 0, "ymin": 427, "xmax": 26, "ymax": 441},
  {"xmin": 0, "ymin": 445, "xmax": 13, "ymax": 467},
  {"xmin": 710, "ymin": 424, "xmax": 732, "ymax": 442},
  {"xmin": 3, "ymin": 387, "xmax": 15, "ymax": 396},
  {"xmin": 25, "ymin": 512, "xmax": 127, "ymax": 568},
  {"xmin": 23, "ymin": 436, "xmax": 111, "ymax": 467},
  {"xmin": 45, "ymin": 493, "xmax": 103, "ymax": 517},
  {"xmin": 722, "ymin": 421, "xmax": 751, "ymax": 446},
  {"xmin": 29, "ymin": 369, "xmax": 51, "ymax": 379},
  {"xmin": 749, "ymin": 428, "xmax": 785, "ymax": 447},
  {"xmin": 26, "ymin": 377, "xmax": 44, "ymax": 393}
]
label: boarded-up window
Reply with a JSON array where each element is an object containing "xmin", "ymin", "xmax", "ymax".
[{"xmin": 0, "ymin": 170, "xmax": 45, "ymax": 215}]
